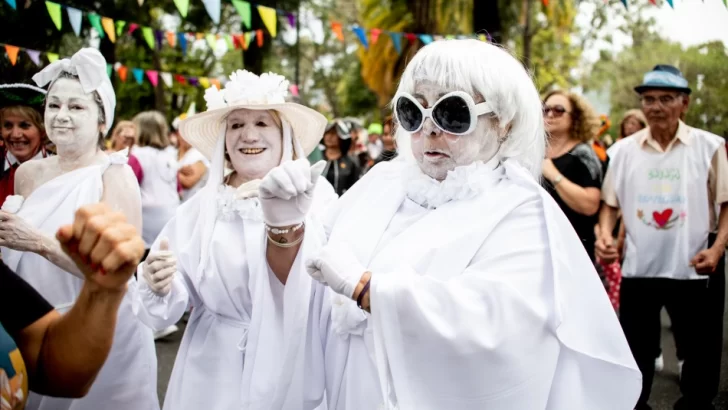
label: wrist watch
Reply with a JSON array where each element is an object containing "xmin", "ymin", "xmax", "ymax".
[{"xmin": 552, "ymin": 174, "xmax": 564, "ymax": 185}]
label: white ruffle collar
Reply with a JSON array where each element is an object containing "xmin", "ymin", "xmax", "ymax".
[
  {"xmin": 216, "ymin": 184, "xmax": 263, "ymax": 221},
  {"xmin": 404, "ymin": 159, "xmax": 503, "ymax": 209}
]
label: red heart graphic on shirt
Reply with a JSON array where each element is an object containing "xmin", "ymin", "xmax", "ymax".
[{"xmin": 653, "ymin": 209, "xmax": 673, "ymax": 227}]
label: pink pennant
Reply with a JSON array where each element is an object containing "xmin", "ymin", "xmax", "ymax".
[
  {"xmin": 370, "ymin": 28, "xmax": 381, "ymax": 44},
  {"xmin": 146, "ymin": 70, "xmax": 159, "ymax": 87},
  {"xmin": 404, "ymin": 33, "xmax": 417, "ymax": 44},
  {"xmin": 128, "ymin": 23, "xmax": 140, "ymax": 34},
  {"xmin": 289, "ymin": 84, "xmax": 299, "ymax": 96}
]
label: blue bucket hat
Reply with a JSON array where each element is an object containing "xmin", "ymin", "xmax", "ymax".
[{"xmin": 635, "ymin": 65, "xmax": 692, "ymax": 95}]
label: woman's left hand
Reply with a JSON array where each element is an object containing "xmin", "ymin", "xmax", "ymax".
[
  {"xmin": 0, "ymin": 211, "xmax": 43, "ymax": 253},
  {"xmin": 306, "ymin": 242, "xmax": 367, "ymax": 299},
  {"xmin": 542, "ymin": 158, "xmax": 560, "ymax": 182}
]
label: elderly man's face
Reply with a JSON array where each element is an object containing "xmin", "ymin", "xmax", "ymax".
[
  {"xmin": 640, "ymin": 89, "xmax": 688, "ymax": 133},
  {"xmin": 409, "ymin": 81, "xmax": 498, "ymax": 181}
]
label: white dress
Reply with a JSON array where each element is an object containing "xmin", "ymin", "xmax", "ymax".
[
  {"xmin": 1, "ymin": 154, "xmax": 159, "ymax": 410},
  {"xmin": 177, "ymin": 147, "xmax": 209, "ymax": 203},
  {"xmin": 321, "ymin": 159, "xmax": 642, "ymax": 410},
  {"xmin": 132, "ymin": 146, "xmax": 180, "ymax": 247},
  {"xmin": 132, "ymin": 179, "xmax": 338, "ymax": 410}
]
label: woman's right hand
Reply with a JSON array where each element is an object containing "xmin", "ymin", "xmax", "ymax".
[
  {"xmin": 259, "ymin": 159, "xmax": 326, "ymax": 227},
  {"xmin": 595, "ymin": 233, "xmax": 619, "ymax": 264},
  {"xmin": 142, "ymin": 237, "xmax": 176, "ymax": 296}
]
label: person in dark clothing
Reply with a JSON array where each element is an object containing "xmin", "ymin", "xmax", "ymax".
[
  {"xmin": 0, "ymin": 203, "xmax": 145, "ymax": 409},
  {"xmin": 373, "ymin": 116, "xmax": 398, "ymax": 166},
  {"xmin": 321, "ymin": 120, "xmax": 360, "ymax": 196}
]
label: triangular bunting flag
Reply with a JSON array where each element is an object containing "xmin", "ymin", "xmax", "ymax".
[
  {"xmin": 47, "ymin": 53, "xmax": 59, "ymax": 63},
  {"xmin": 434, "ymin": 34, "xmax": 444, "ymax": 41},
  {"xmin": 244, "ymin": 32, "xmax": 254, "ymax": 49},
  {"xmin": 419, "ymin": 34, "xmax": 433, "ymax": 44},
  {"xmin": 206, "ymin": 33, "xmax": 217, "ymax": 50},
  {"xmin": 4, "ymin": 45, "xmax": 20, "ymax": 66},
  {"xmin": 542, "ymin": 0, "xmax": 549, "ymax": 6},
  {"xmin": 404, "ymin": 33, "xmax": 417, "ymax": 44},
  {"xmin": 370, "ymin": 28, "xmax": 381, "ymax": 44},
  {"xmin": 188, "ymin": 77, "xmax": 199, "ymax": 87},
  {"xmin": 166, "ymin": 32, "xmax": 176, "ymax": 47},
  {"xmin": 202, "ymin": 0, "xmax": 221, "ymax": 24},
  {"xmin": 666, "ymin": 0, "xmax": 674, "ymax": 7},
  {"xmin": 128, "ymin": 23, "xmax": 139, "ymax": 34},
  {"xmin": 4, "ymin": 0, "xmax": 16, "ymax": 10},
  {"xmin": 256, "ymin": 29, "xmax": 264, "ymax": 47},
  {"xmin": 146, "ymin": 70, "xmax": 159, "ymax": 87},
  {"xmin": 117, "ymin": 65, "xmax": 128, "ymax": 82},
  {"xmin": 107, "ymin": 64, "xmax": 112, "ymax": 77},
  {"xmin": 142, "ymin": 27, "xmax": 155, "ymax": 49},
  {"xmin": 102, "ymin": 17, "xmax": 116, "ymax": 42},
  {"xmin": 26, "ymin": 50, "xmax": 41, "ymax": 66},
  {"xmin": 289, "ymin": 84, "xmax": 299, "ymax": 96},
  {"xmin": 66, "ymin": 6, "xmax": 83, "ymax": 36},
  {"xmin": 331, "ymin": 22, "xmax": 344, "ymax": 42},
  {"xmin": 445, "ymin": 34, "xmax": 455, "ymax": 40},
  {"xmin": 132, "ymin": 68, "xmax": 144, "ymax": 84},
  {"xmin": 232, "ymin": 0, "xmax": 252, "ymax": 29},
  {"xmin": 352, "ymin": 26, "xmax": 368, "ymax": 49},
  {"xmin": 199, "ymin": 77, "xmax": 211, "ymax": 88},
  {"xmin": 116, "ymin": 20, "xmax": 126, "ymax": 37},
  {"xmin": 225, "ymin": 35, "xmax": 234, "ymax": 50},
  {"xmin": 174, "ymin": 0, "xmax": 189, "ymax": 17},
  {"xmin": 138, "ymin": 0, "xmax": 144, "ymax": 5},
  {"xmin": 161, "ymin": 72, "xmax": 173, "ymax": 87},
  {"xmin": 648, "ymin": 0, "xmax": 656, "ymax": 4},
  {"xmin": 45, "ymin": 2, "xmax": 62, "ymax": 31},
  {"xmin": 287, "ymin": 13, "xmax": 296, "ymax": 28},
  {"xmin": 196, "ymin": 33, "xmax": 205, "ymax": 40},
  {"xmin": 154, "ymin": 30, "xmax": 164, "ymax": 48},
  {"xmin": 257, "ymin": 5, "xmax": 277, "ymax": 37},
  {"xmin": 88, "ymin": 14, "xmax": 104, "ymax": 38},
  {"xmin": 178, "ymin": 32, "xmax": 188, "ymax": 55},
  {"xmin": 210, "ymin": 79, "xmax": 221, "ymax": 89},
  {"xmin": 620, "ymin": 0, "xmax": 628, "ymax": 8},
  {"xmin": 389, "ymin": 32, "xmax": 402, "ymax": 54},
  {"xmin": 174, "ymin": 74, "xmax": 186, "ymax": 85}
]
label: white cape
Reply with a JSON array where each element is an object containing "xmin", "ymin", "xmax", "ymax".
[
  {"xmin": 133, "ymin": 178, "xmax": 337, "ymax": 410},
  {"xmin": 321, "ymin": 159, "xmax": 642, "ymax": 410},
  {"xmin": 1, "ymin": 155, "xmax": 159, "ymax": 410}
]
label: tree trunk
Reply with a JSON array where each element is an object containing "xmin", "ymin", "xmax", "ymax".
[
  {"xmin": 473, "ymin": 0, "xmax": 503, "ymax": 44},
  {"xmin": 522, "ymin": 0, "xmax": 533, "ymax": 69}
]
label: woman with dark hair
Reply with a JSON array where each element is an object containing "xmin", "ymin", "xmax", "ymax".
[
  {"xmin": 322, "ymin": 119, "xmax": 360, "ymax": 196},
  {"xmin": 0, "ymin": 84, "xmax": 51, "ymax": 206}
]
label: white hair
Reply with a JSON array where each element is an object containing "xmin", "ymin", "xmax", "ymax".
[{"xmin": 393, "ymin": 39, "xmax": 545, "ymax": 179}]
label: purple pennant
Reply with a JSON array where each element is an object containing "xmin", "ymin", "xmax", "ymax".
[
  {"xmin": 25, "ymin": 49, "xmax": 42, "ymax": 66},
  {"xmin": 154, "ymin": 30, "xmax": 164, "ymax": 48},
  {"xmin": 287, "ymin": 13, "xmax": 296, "ymax": 28},
  {"xmin": 188, "ymin": 77, "xmax": 199, "ymax": 86}
]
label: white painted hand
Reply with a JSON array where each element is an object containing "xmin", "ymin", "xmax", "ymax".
[
  {"xmin": 259, "ymin": 159, "xmax": 326, "ymax": 227},
  {"xmin": 306, "ymin": 242, "xmax": 367, "ymax": 299},
  {"xmin": 142, "ymin": 237, "xmax": 176, "ymax": 296},
  {"xmin": 0, "ymin": 211, "xmax": 43, "ymax": 253}
]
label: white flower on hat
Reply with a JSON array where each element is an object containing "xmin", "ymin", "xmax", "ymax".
[
  {"xmin": 204, "ymin": 86, "xmax": 227, "ymax": 110},
  {"xmin": 202, "ymin": 70, "xmax": 290, "ymax": 112}
]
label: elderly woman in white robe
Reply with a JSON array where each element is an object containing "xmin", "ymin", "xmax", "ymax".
[
  {"xmin": 0, "ymin": 48, "xmax": 158, "ymax": 410},
  {"xmin": 306, "ymin": 39, "xmax": 642, "ymax": 409},
  {"xmin": 132, "ymin": 70, "xmax": 337, "ymax": 409}
]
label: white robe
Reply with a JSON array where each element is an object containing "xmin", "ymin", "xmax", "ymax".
[
  {"xmin": 1, "ymin": 155, "xmax": 159, "ymax": 410},
  {"xmin": 321, "ymin": 159, "xmax": 642, "ymax": 410},
  {"xmin": 132, "ymin": 179, "xmax": 338, "ymax": 410},
  {"xmin": 132, "ymin": 146, "xmax": 180, "ymax": 247}
]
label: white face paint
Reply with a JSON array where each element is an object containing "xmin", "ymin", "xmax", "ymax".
[
  {"xmin": 45, "ymin": 78, "xmax": 101, "ymax": 155},
  {"xmin": 409, "ymin": 81, "xmax": 500, "ymax": 181},
  {"xmin": 225, "ymin": 109, "xmax": 283, "ymax": 183}
]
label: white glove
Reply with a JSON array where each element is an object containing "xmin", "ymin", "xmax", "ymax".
[
  {"xmin": 306, "ymin": 242, "xmax": 367, "ymax": 298},
  {"xmin": 259, "ymin": 159, "xmax": 326, "ymax": 227},
  {"xmin": 142, "ymin": 237, "xmax": 176, "ymax": 296}
]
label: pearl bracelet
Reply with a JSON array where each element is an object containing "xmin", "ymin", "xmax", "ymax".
[{"xmin": 265, "ymin": 222, "xmax": 304, "ymax": 235}]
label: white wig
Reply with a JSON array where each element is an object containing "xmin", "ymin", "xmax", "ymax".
[{"xmin": 393, "ymin": 39, "xmax": 545, "ymax": 179}]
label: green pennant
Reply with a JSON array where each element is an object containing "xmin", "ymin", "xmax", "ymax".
[
  {"xmin": 88, "ymin": 13, "xmax": 105, "ymax": 38},
  {"xmin": 232, "ymin": 0, "xmax": 252, "ymax": 29},
  {"xmin": 107, "ymin": 64, "xmax": 112, "ymax": 77},
  {"xmin": 173, "ymin": 0, "xmax": 189, "ymax": 17},
  {"xmin": 45, "ymin": 1, "xmax": 62, "ymax": 31},
  {"xmin": 206, "ymin": 34, "xmax": 217, "ymax": 50},
  {"xmin": 225, "ymin": 35, "xmax": 235, "ymax": 50},
  {"xmin": 142, "ymin": 27, "xmax": 155, "ymax": 49},
  {"xmin": 116, "ymin": 20, "xmax": 127, "ymax": 37}
]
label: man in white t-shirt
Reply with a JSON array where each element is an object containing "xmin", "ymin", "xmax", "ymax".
[{"xmin": 596, "ymin": 65, "xmax": 728, "ymax": 410}]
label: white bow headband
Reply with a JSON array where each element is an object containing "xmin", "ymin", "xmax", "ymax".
[{"xmin": 32, "ymin": 48, "xmax": 115, "ymax": 135}]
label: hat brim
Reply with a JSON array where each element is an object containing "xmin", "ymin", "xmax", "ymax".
[
  {"xmin": 179, "ymin": 102, "xmax": 327, "ymax": 161},
  {"xmin": 0, "ymin": 84, "xmax": 46, "ymax": 111},
  {"xmin": 634, "ymin": 84, "xmax": 692, "ymax": 95}
]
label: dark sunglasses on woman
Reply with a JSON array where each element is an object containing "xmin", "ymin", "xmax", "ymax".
[{"xmin": 543, "ymin": 105, "xmax": 569, "ymax": 117}]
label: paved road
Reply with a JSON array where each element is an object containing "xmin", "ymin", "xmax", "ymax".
[{"xmin": 154, "ymin": 296, "xmax": 728, "ymax": 409}]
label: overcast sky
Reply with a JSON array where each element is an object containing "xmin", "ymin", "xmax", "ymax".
[{"xmin": 652, "ymin": 0, "xmax": 728, "ymax": 46}]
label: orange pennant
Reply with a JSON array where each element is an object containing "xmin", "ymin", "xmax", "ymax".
[
  {"xmin": 210, "ymin": 79, "xmax": 221, "ymax": 89},
  {"xmin": 237, "ymin": 34, "xmax": 246, "ymax": 50},
  {"xmin": 256, "ymin": 29, "xmax": 264, "ymax": 47},
  {"xmin": 166, "ymin": 31, "xmax": 176, "ymax": 47},
  {"xmin": 4, "ymin": 45, "xmax": 19, "ymax": 66},
  {"xmin": 196, "ymin": 33, "xmax": 204, "ymax": 40},
  {"xmin": 331, "ymin": 21, "xmax": 344, "ymax": 42},
  {"xmin": 117, "ymin": 65, "xmax": 128, "ymax": 82},
  {"xmin": 542, "ymin": 0, "xmax": 549, "ymax": 5}
]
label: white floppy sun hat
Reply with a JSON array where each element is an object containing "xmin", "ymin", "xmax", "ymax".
[{"xmin": 179, "ymin": 70, "xmax": 326, "ymax": 160}]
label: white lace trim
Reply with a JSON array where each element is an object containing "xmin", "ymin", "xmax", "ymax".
[
  {"xmin": 216, "ymin": 185, "xmax": 263, "ymax": 221},
  {"xmin": 404, "ymin": 160, "xmax": 503, "ymax": 209}
]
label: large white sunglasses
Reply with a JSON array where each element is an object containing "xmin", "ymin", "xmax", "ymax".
[{"xmin": 394, "ymin": 91, "xmax": 493, "ymax": 136}]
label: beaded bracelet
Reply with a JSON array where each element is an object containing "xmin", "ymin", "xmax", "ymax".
[{"xmin": 265, "ymin": 222, "xmax": 304, "ymax": 235}]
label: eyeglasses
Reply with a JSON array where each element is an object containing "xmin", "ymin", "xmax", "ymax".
[
  {"xmin": 640, "ymin": 94, "xmax": 680, "ymax": 107},
  {"xmin": 394, "ymin": 91, "xmax": 493, "ymax": 136},
  {"xmin": 543, "ymin": 105, "xmax": 569, "ymax": 118}
]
